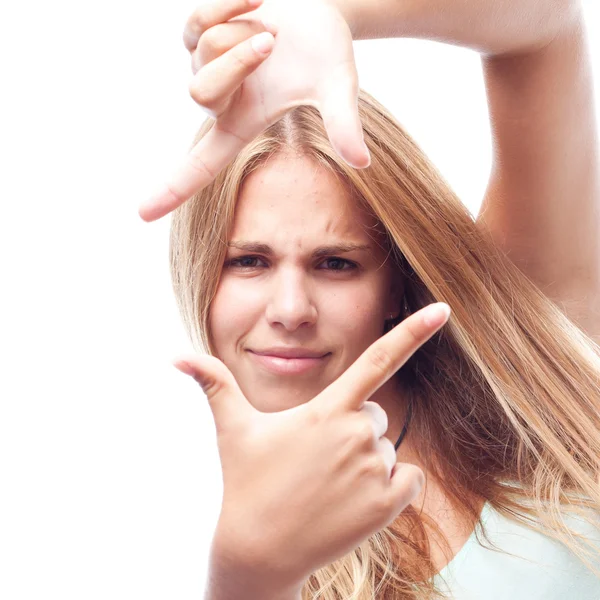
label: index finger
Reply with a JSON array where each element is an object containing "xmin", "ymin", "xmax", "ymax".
[
  {"xmin": 321, "ymin": 302, "xmax": 451, "ymax": 412},
  {"xmin": 183, "ymin": 0, "xmax": 265, "ymax": 53}
]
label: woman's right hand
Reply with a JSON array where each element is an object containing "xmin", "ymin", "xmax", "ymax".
[
  {"xmin": 139, "ymin": 0, "xmax": 369, "ymax": 223},
  {"xmin": 173, "ymin": 302, "xmax": 451, "ymax": 590}
]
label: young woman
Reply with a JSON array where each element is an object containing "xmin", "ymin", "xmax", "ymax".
[{"xmin": 140, "ymin": 0, "xmax": 600, "ymax": 597}]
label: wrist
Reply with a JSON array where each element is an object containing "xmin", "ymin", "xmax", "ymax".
[
  {"xmin": 325, "ymin": 0, "xmax": 364, "ymax": 40},
  {"xmin": 319, "ymin": 0, "xmax": 583, "ymax": 54},
  {"xmin": 207, "ymin": 534, "xmax": 306, "ymax": 600}
]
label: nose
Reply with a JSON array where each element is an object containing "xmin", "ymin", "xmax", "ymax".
[{"xmin": 265, "ymin": 267, "xmax": 318, "ymax": 331}]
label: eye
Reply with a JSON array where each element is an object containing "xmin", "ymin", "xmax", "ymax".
[
  {"xmin": 224, "ymin": 255, "xmax": 358, "ymax": 272},
  {"xmin": 321, "ymin": 257, "xmax": 357, "ymax": 271},
  {"xmin": 225, "ymin": 255, "xmax": 267, "ymax": 269}
]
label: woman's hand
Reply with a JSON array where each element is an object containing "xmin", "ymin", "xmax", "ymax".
[
  {"xmin": 173, "ymin": 302, "xmax": 451, "ymax": 589},
  {"xmin": 138, "ymin": 0, "xmax": 370, "ymax": 223}
]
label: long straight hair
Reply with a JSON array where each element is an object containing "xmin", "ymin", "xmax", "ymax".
[{"xmin": 169, "ymin": 89, "xmax": 600, "ymax": 598}]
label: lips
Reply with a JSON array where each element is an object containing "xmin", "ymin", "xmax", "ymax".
[
  {"xmin": 248, "ymin": 350, "xmax": 331, "ymax": 375},
  {"xmin": 251, "ymin": 348, "xmax": 328, "ymax": 359}
]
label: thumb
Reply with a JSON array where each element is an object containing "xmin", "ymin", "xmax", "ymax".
[
  {"xmin": 138, "ymin": 123, "xmax": 249, "ymax": 222},
  {"xmin": 317, "ymin": 60, "xmax": 370, "ymax": 170},
  {"xmin": 173, "ymin": 354, "xmax": 254, "ymax": 433}
]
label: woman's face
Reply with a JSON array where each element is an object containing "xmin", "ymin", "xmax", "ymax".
[{"xmin": 209, "ymin": 152, "xmax": 404, "ymax": 413}]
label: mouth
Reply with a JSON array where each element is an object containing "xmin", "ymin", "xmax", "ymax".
[{"xmin": 247, "ymin": 351, "xmax": 332, "ymax": 376}]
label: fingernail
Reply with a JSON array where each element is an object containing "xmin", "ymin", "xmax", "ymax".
[
  {"xmin": 139, "ymin": 184, "xmax": 170, "ymax": 218},
  {"xmin": 363, "ymin": 144, "xmax": 371, "ymax": 166},
  {"xmin": 174, "ymin": 359, "xmax": 195, "ymax": 377},
  {"xmin": 173, "ymin": 356, "xmax": 214, "ymax": 393},
  {"xmin": 422, "ymin": 303, "xmax": 451, "ymax": 328},
  {"xmin": 252, "ymin": 32, "xmax": 275, "ymax": 54},
  {"xmin": 261, "ymin": 19, "xmax": 278, "ymax": 35}
]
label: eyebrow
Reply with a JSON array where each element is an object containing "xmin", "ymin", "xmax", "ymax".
[{"xmin": 227, "ymin": 241, "xmax": 372, "ymax": 258}]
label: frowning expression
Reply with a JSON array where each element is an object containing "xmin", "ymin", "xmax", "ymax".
[{"xmin": 209, "ymin": 152, "xmax": 403, "ymax": 412}]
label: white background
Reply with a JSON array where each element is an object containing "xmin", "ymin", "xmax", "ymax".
[{"xmin": 0, "ymin": 1, "xmax": 598, "ymax": 598}]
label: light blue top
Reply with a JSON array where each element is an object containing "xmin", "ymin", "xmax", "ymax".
[{"xmin": 432, "ymin": 501, "xmax": 600, "ymax": 599}]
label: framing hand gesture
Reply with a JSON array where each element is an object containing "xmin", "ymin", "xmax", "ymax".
[
  {"xmin": 139, "ymin": 0, "xmax": 370, "ymax": 222},
  {"xmin": 174, "ymin": 303, "xmax": 451, "ymax": 588}
]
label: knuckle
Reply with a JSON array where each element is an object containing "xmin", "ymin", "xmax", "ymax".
[
  {"xmin": 199, "ymin": 26, "xmax": 228, "ymax": 58},
  {"xmin": 367, "ymin": 401, "xmax": 389, "ymax": 434},
  {"xmin": 371, "ymin": 456, "xmax": 389, "ymax": 479},
  {"xmin": 190, "ymin": 11, "xmax": 209, "ymax": 39},
  {"xmin": 392, "ymin": 464, "xmax": 425, "ymax": 506},
  {"xmin": 231, "ymin": 46, "xmax": 256, "ymax": 70},
  {"xmin": 403, "ymin": 464, "xmax": 426, "ymax": 495},
  {"xmin": 215, "ymin": 122, "xmax": 250, "ymax": 145},
  {"xmin": 380, "ymin": 408, "xmax": 389, "ymax": 434},
  {"xmin": 355, "ymin": 421, "xmax": 375, "ymax": 449},
  {"xmin": 403, "ymin": 318, "xmax": 423, "ymax": 346},
  {"xmin": 367, "ymin": 346, "xmax": 394, "ymax": 377},
  {"xmin": 198, "ymin": 373, "xmax": 223, "ymax": 399},
  {"xmin": 187, "ymin": 147, "xmax": 216, "ymax": 179},
  {"xmin": 357, "ymin": 455, "xmax": 381, "ymax": 478},
  {"xmin": 162, "ymin": 182, "xmax": 182, "ymax": 205},
  {"xmin": 188, "ymin": 80, "xmax": 216, "ymax": 110},
  {"xmin": 359, "ymin": 453, "xmax": 387, "ymax": 481}
]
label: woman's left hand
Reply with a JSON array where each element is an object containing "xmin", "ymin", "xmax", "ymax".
[{"xmin": 139, "ymin": 0, "xmax": 369, "ymax": 223}]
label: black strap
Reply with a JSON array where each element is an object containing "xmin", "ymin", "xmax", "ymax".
[{"xmin": 394, "ymin": 397, "xmax": 413, "ymax": 451}]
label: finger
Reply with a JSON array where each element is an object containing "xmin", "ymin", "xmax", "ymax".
[
  {"xmin": 374, "ymin": 436, "xmax": 397, "ymax": 479},
  {"xmin": 317, "ymin": 58, "xmax": 370, "ymax": 169},
  {"xmin": 183, "ymin": 0, "xmax": 264, "ymax": 53},
  {"xmin": 192, "ymin": 18, "xmax": 267, "ymax": 74},
  {"xmin": 138, "ymin": 124, "xmax": 237, "ymax": 222},
  {"xmin": 360, "ymin": 401, "xmax": 388, "ymax": 439},
  {"xmin": 138, "ymin": 34, "xmax": 274, "ymax": 223},
  {"xmin": 322, "ymin": 303, "xmax": 451, "ymax": 412},
  {"xmin": 173, "ymin": 354, "xmax": 255, "ymax": 435},
  {"xmin": 189, "ymin": 31, "xmax": 275, "ymax": 117},
  {"xmin": 387, "ymin": 463, "xmax": 425, "ymax": 514}
]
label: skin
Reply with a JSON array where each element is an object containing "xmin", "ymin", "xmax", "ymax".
[
  {"xmin": 208, "ymin": 150, "xmax": 409, "ymax": 442},
  {"xmin": 170, "ymin": 0, "xmax": 599, "ymax": 585},
  {"xmin": 204, "ymin": 151, "xmax": 472, "ymax": 575},
  {"xmin": 143, "ymin": 0, "xmax": 599, "ymax": 342},
  {"xmin": 139, "ymin": 0, "xmax": 369, "ymax": 222},
  {"xmin": 177, "ymin": 149, "xmax": 456, "ymax": 593}
]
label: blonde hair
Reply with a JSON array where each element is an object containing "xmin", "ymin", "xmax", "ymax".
[{"xmin": 169, "ymin": 89, "xmax": 600, "ymax": 598}]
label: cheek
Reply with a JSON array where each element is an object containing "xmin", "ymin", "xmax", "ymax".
[
  {"xmin": 209, "ymin": 281, "xmax": 247, "ymax": 352},
  {"xmin": 209, "ymin": 277, "xmax": 267, "ymax": 349},
  {"xmin": 324, "ymin": 283, "xmax": 386, "ymax": 336}
]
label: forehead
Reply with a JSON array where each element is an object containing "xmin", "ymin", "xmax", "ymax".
[{"xmin": 230, "ymin": 153, "xmax": 382, "ymax": 250}]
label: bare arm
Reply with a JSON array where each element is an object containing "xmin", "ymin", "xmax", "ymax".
[
  {"xmin": 477, "ymin": 12, "xmax": 600, "ymax": 343},
  {"xmin": 204, "ymin": 544, "xmax": 304, "ymax": 600},
  {"xmin": 335, "ymin": 0, "xmax": 580, "ymax": 55},
  {"xmin": 332, "ymin": 0, "xmax": 600, "ymax": 342}
]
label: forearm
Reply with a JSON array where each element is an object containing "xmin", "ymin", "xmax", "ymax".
[
  {"xmin": 205, "ymin": 570, "xmax": 303, "ymax": 600},
  {"xmin": 205, "ymin": 579, "xmax": 302, "ymax": 600},
  {"xmin": 332, "ymin": 0, "xmax": 581, "ymax": 56},
  {"xmin": 204, "ymin": 543, "xmax": 305, "ymax": 600}
]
